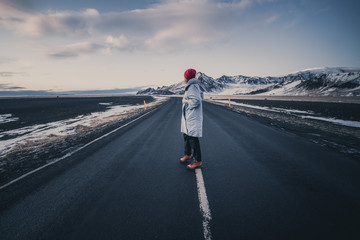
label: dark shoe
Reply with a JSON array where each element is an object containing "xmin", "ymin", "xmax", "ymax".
[
  {"xmin": 187, "ymin": 159, "xmax": 202, "ymax": 169},
  {"xmin": 180, "ymin": 154, "xmax": 192, "ymax": 163}
]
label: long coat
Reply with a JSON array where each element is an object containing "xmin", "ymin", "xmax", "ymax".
[{"xmin": 181, "ymin": 78, "xmax": 203, "ymax": 137}]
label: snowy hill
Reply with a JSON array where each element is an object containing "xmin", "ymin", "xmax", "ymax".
[{"xmin": 136, "ymin": 67, "xmax": 360, "ymax": 96}]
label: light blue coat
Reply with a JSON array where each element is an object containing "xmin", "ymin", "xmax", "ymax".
[{"xmin": 181, "ymin": 78, "xmax": 203, "ymax": 137}]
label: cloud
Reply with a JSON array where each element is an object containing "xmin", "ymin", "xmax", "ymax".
[
  {"xmin": 48, "ymin": 41, "xmax": 103, "ymax": 58},
  {"xmin": 0, "ymin": 83, "xmax": 25, "ymax": 90},
  {"xmin": 24, "ymin": 8, "xmax": 100, "ymax": 37},
  {"xmin": 0, "ymin": 0, "xmax": 277, "ymax": 53},
  {"xmin": 106, "ymin": 35, "xmax": 130, "ymax": 50},
  {"xmin": 0, "ymin": 0, "xmax": 34, "ymax": 10},
  {"xmin": 0, "ymin": 58, "xmax": 16, "ymax": 64},
  {"xmin": 49, "ymin": 36, "xmax": 132, "ymax": 58},
  {"xmin": 98, "ymin": 0, "xmax": 278, "ymax": 52},
  {"xmin": 0, "ymin": 2, "xmax": 99, "ymax": 37},
  {"xmin": 48, "ymin": 51, "xmax": 78, "ymax": 59},
  {"xmin": 98, "ymin": 0, "xmax": 249, "ymax": 52},
  {"xmin": 0, "ymin": 71, "xmax": 21, "ymax": 77},
  {"xmin": 217, "ymin": 0, "xmax": 253, "ymax": 9},
  {"xmin": 265, "ymin": 14, "xmax": 279, "ymax": 24}
]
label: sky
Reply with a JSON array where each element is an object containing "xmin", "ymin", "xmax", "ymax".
[{"xmin": 0, "ymin": 0, "xmax": 359, "ymax": 92}]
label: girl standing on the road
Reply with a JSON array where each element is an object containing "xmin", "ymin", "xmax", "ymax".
[{"xmin": 180, "ymin": 68, "xmax": 204, "ymax": 169}]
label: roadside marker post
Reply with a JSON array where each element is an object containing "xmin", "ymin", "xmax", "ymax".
[
  {"xmin": 144, "ymin": 100, "xmax": 147, "ymax": 110},
  {"xmin": 229, "ymin": 98, "xmax": 231, "ymax": 107}
]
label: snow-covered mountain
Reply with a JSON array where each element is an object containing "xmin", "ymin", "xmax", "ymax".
[{"xmin": 136, "ymin": 67, "xmax": 360, "ymax": 96}]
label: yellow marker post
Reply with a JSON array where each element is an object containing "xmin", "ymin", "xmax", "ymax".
[
  {"xmin": 229, "ymin": 98, "xmax": 231, "ymax": 107},
  {"xmin": 144, "ymin": 100, "xmax": 147, "ymax": 110}
]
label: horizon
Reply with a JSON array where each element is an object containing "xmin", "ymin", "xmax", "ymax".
[
  {"xmin": 2, "ymin": 66, "xmax": 360, "ymax": 96},
  {"xmin": 1, "ymin": 0, "xmax": 359, "ymax": 92}
]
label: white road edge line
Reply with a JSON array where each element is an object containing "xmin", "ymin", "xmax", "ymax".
[
  {"xmin": 0, "ymin": 108, "xmax": 157, "ymax": 191},
  {"xmin": 195, "ymin": 168, "xmax": 212, "ymax": 240}
]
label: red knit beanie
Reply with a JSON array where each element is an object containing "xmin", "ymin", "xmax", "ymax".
[{"xmin": 184, "ymin": 68, "xmax": 196, "ymax": 80}]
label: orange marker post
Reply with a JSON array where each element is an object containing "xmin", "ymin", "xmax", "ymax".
[
  {"xmin": 144, "ymin": 100, "xmax": 147, "ymax": 110},
  {"xmin": 229, "ymin": 98, "xmax": 231, "ymax": 107}
]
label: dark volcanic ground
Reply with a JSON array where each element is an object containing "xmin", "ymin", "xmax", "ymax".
[
  {"xmin": 1, "ymin": 98, "xmax": 360, "ymax": 240},
  {"xmin": 1, "ymin": 96, "xmax": 359, "ymax": 187},
  {"xmin": 230, "ymin": 99, "xmax": 360, "ymax": 121},
  {"xmin": 0, "ymin": 96, "xmax": 155, "ymax": 132},
  {"xmin": 211, "ymin": 99, "xmax": 360, "ymax": 161},
  {"xmin": 0, "ymin": 96, "xmax": 164, "ymax": 186}
]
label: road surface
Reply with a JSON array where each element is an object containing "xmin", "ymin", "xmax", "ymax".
[{"xmin": 1, "ymin": 97, "xmax": 360, "ymax": 240}]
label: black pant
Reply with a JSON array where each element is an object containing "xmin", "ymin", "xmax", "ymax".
[{"xmin": 183, "ymin": 134, "xmax": 202, "ymax": 162}]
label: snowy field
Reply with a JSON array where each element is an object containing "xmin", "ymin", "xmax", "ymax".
[
  {"xmin": 0, "ymin": 96, "xmax": 168, "ymax": 184},
  {"xmin": 214, "ymin": 100, "xmax": 360, "ymax": 128},
  {"xmin": 209, "ymin": 98, "xmax": 360, "ymax": 160},
  {"xmin": 0, "ymin": 96, "xmax": 165, "ymax": 157}
]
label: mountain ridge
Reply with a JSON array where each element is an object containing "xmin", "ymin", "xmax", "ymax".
[{"xmin": 137, "ymin": 67, "xmax": 360, "ymax": 97}]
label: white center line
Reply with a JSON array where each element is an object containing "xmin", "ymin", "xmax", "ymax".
[{"xmin": 195, "ymin": 168, "xmax": 212, "ymax": 240}]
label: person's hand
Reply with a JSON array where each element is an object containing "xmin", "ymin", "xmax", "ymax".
[{"xmin": 182, "ymin": 98, "xmax": 189, "ymax": 104}]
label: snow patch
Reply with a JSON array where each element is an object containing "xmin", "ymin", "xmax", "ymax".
[
  {"xmin": 0, "ymin": 99, "xmax": 165, "ymax": 157},
  {"xmin": 291, "ymin": 67, "xmax": 360, "ymax": 75},
  {"xmin": 0, "ymin": 114, "xmax": 19, "ymax": 124},
  {"xmin": 301, "ymin": 116, "xmax": 360, "ymax": 128},
  {"xmin": 214, "ymin": 100, "xmax": 313, "ymax": 115},
  {"xmin": 212, "ymin": 99, "xmax": 360, "ymax": 128},
  {"xmin": 139, "ymin": 67, "xmax": 360, "ymax": 97},
  {"xmin": 263, "ymin": 80, "xmax": 302, "ymax": 96}
]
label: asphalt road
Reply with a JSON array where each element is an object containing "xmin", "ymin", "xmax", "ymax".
[{"xmin": 1, "ymin": 97, "xmax": 360, "ymax": 240}]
